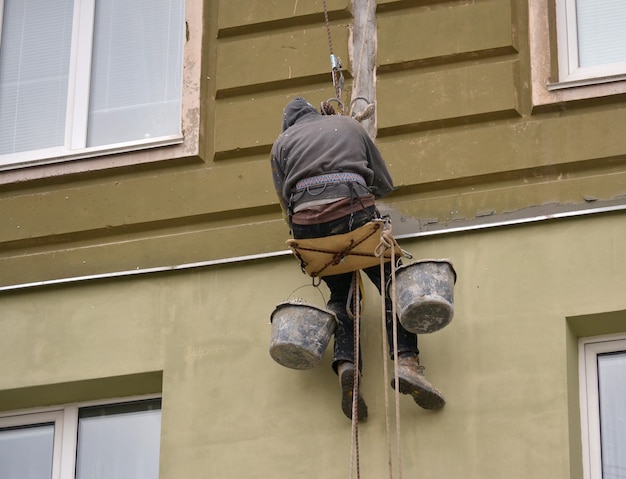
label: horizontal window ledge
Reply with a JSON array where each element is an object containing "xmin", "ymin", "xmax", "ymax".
[
  {"xmin": 547, "ymin": 74, "xmax": 626, "ymax": 91},
  {"xmin": 0, "ymin": 135, "xmax": 184, "ymax": 172}
]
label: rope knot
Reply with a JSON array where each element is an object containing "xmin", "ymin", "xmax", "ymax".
[{"xmin": 374, "ymin": 220, "xmax": 394, "ymax": 257}]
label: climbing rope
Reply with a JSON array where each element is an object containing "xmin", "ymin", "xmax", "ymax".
[
  {"xmin": 375, "ymin": 220, "xmax": 403, "ymax": 479},
  {"xmin": 378, "ymin": 251, "xmax": 395, "ymax": 479},
  {"xmin": 349, "ymin": 271, "xmax": 362, "ymax": 479},
  {"xmin": 320, "ymin": 7, "xmax": 394, "ymax": 475},
  {"xmin": 322, "ymin": 0, "xmax": 345, "ymax": 108}
]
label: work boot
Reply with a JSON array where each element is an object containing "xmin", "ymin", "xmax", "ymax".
[
  {"xmin": 338, "ymin": 362, "xmax": 368, "ymax": 421},
  {"xmin": 391, "ymin": 355, "xmax": 445, "ymax": 410}
]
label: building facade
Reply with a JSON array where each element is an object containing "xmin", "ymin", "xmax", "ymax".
[{"xmin": 1, "ymin": 1, "xmax": 625, "ymax": 478}]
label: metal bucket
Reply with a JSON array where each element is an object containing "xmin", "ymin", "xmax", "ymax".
[
  {"xmin": 269, "ymin": 299, "xmax": 337, "ymax": 370},
  {"xmin": 390, "ymin": 260, "xmax": 457, "ymax": 334}
]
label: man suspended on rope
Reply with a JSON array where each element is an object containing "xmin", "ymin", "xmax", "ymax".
[{"xmin": 270, "ymin": 97, "xmax": 445, "ymax": 420}]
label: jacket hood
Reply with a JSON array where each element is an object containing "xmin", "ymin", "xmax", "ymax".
[{"xmin": 281, "ymin": 97, "xmax": 320, "ymax": 131}]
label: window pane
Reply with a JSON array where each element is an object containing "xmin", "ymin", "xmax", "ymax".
[
  {"xmin": 75, "ymin": 400, "xmax": 162, "ymax": 479},
  {"xmin": 0, "ymin": 0, "xmax": 73, "ymax": 155},
  {"xmin": 577, "ymin": 0, "xmax": 626, "ymax": 67},
  {"xmin": 598, "ymin": 351, "xmax": 626, "ymax": 479},
  {"xmin": 0, "ymin": 423, "xmax": 55, "ymax": 479},
  {"xmin": 87, "ymin": 0, "xmax": 184, "ymax": 147}
]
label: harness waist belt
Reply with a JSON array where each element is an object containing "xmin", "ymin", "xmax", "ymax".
[{"xmin": 294, "ymin": 172, "xmax": 366, "ymax": 192}]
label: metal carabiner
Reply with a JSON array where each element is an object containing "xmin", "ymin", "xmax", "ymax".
[{"xmin": 329, "ymin": 54, "xmax": 344, "ymax": 98}]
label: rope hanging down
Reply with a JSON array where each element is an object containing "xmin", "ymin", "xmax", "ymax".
[
  {"xmin": 375, "ymin": 221, "xmax": 404, "ymax": 479},
  {"xmin": 349, "ymin": 221, "xmax": 404, "ymax": 479},
  {"xmin": 314, "ymin": 4, "xmax": 399, "ymax": 477},
  {"xmin": 287, "ymin": 219, "xmax": 405, "ymax": 479},
  {"xmin": 349, "ymin": 271, "xmax": 362, "ymax": 479}
]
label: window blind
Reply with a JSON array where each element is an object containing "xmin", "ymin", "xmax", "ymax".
[
  {"xmin": 577, "ymin": 0, "xmax": 626, "ymax": 67},
  {"xmin": 0, "ymin": 0, "xmax": 73, "ymax": 155},
  {"xmin": 597, "ymin": 352, "xmax": 626, "ymax": 479},
  {"xmin": 87, "ymin": 0, "xmax": 184, "ymax": 147}
]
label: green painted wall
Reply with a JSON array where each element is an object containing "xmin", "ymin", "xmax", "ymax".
[
  {"xmin": 1, "ymin": 2, "xmax": 626, "ymax": 475},
  {"xmin": 1, "ymin": 212, "xmax": 624, "ymax": 478}
]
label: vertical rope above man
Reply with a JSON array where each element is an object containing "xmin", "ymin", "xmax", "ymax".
[{"xmin": 322, "ymin": 0, "xmax": 345, "ymax": 108}]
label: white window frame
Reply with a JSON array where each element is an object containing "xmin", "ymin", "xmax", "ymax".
[
  {"xmin": 0, "ymin": 394, "xmax": 161, "ymax": 479},
  {"xmin": 0, "ymin": 0, "xmax": 201, "ymax": 183},
  {"xmin": 529, "ymin": 1, "xmax": 626, "ymax": 107},
  {"xmin": 554, "ymin": 0, "xmax": 626, "ymax": 88},
  {"xmin": 0, "ymin": 0, "xmax": 184, "ymax": 169},
  {"xmin": 579, "ymin": 333, "xmax": 626, "ymax": 479},
  {"xmin": 0, "ymin": 410, "xmax": 66, "ymax": 479}
]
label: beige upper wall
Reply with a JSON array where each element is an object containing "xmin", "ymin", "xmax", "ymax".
[{"xmin": 1, "ymin": 0, "xmax": 626, "ymax": 287}]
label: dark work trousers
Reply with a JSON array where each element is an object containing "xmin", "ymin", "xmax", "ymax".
[{"xmin": 291, "ymin": 205, "xmax": 419, "ymax": 374}]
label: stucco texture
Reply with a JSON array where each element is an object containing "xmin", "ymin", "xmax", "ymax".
[{"xmin": 1, "ymin": 212, "xmax": 624, "ymax": 478}]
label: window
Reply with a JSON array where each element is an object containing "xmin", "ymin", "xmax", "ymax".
[
  {"xmin": 0, "ymin": 411, "xmax": 61, "ymax": 479},
  {"xmin": 0, "ymin": 0, "xmax": 185, "ymax": 168},
  {"xmin": 0, "ymin": 397, "xmax": 161, "ymax": 479},
  {"xmin": 555, "ymin": 0, "xmax": 626, "ymax": 85},
  {"xmin": 579, "ymin": 334, "xmax": 626, "ymax": 479}
]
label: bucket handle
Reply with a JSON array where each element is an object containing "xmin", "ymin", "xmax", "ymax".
[{"xmin": 285, "ymin": 281, "xmax": 328, "ymax": 306}]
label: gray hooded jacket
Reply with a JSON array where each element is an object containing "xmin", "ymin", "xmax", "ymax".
[{"xmin": 270, "ymin": 97, "xmax": 394, "ymax": 222}]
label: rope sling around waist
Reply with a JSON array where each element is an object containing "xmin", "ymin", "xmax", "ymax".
[{"xmin": 293, "ymin": 172, "xmax": 367, "ymax": 192}]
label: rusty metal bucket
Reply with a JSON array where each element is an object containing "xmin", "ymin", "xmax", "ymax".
[
  {"xmin": 390, "ymin": 260, "xmax": 457, "ymax": 334},
  {"xmin": 269, "ymin": 299, "xmax": 337, "ymax": 370}
]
